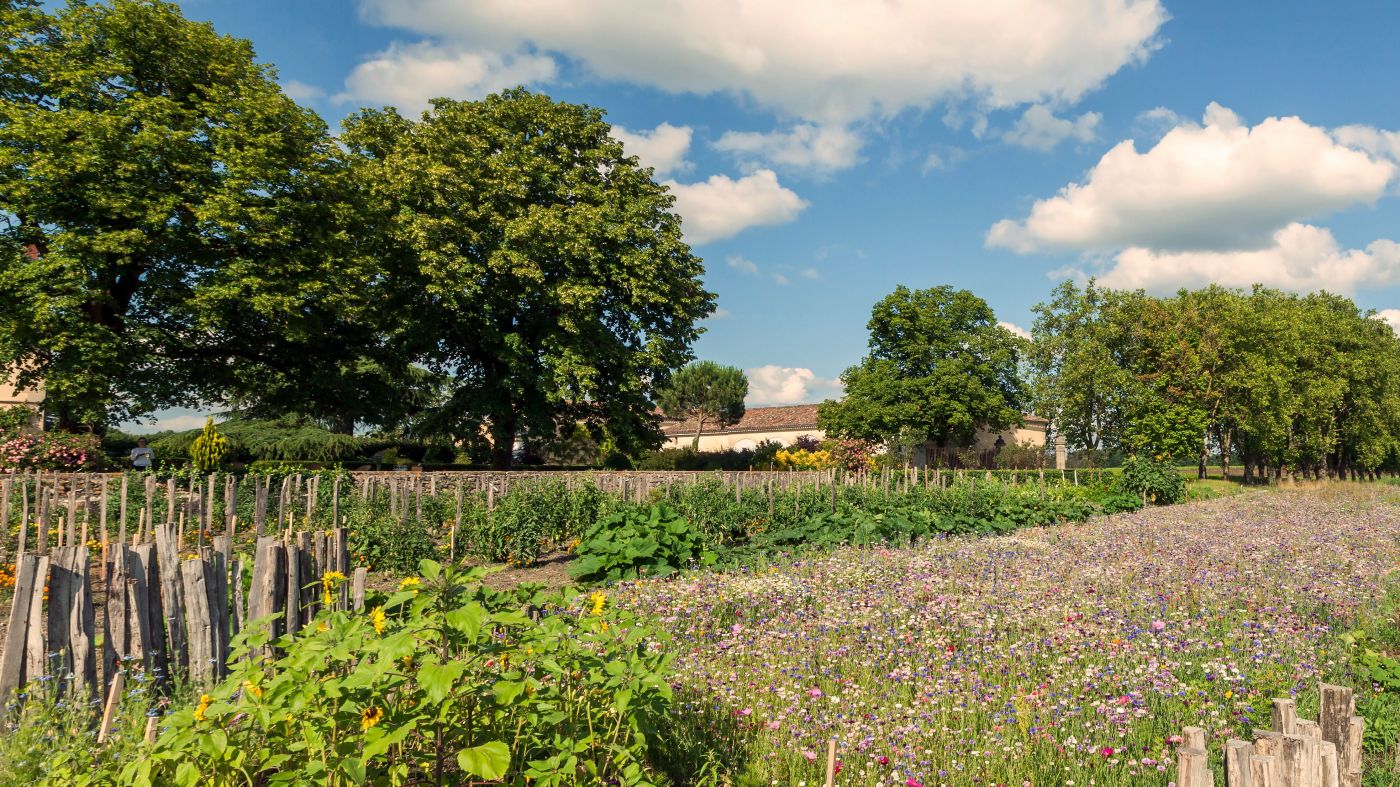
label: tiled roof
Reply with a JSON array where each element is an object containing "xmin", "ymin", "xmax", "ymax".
[{"xmin": 660, "ymin": 404, "xmax": 820, "ymax": 436}]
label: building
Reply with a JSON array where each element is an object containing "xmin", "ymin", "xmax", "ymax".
[
  {"xmin": 0, "ymin": 378, "xmax": 44, "ymax": 432},
  {"xmin": 659, "ymin": 403, "xmax": 1050, "ymax": 467}
]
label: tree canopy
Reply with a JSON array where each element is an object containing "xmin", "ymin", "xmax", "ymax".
[
  {"xmin": 818, "ymin": 285, "xmax": 1025, "ymax": 451},
  {"xmin": 1029, "ymin": 282, "xmax": 1400, "ymax": 479},
  {"xmin": 341, "ymin": 90, "xmax": 714, "ymax": 468},
  {"xmin": 0, "ymin": 0, "xmax": 393, "ymax": 429},
  {"xmin": 657, "ymin": 361, "xmax": 747, "ymax": 449}
]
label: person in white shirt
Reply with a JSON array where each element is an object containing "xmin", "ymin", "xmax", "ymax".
[{"xmin": 130, "ymin": 437, "xmax": 154, "ymax": 471}]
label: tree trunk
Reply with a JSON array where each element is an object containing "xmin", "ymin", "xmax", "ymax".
[
  {"xmin": 489, "ymin": 413, "xmax": 517, "ymax": 470},
  {"xmin": 690, "ymin": 415, "xmax": 706, "ymax": 452},
  {"xmin": 1219, "ymin": 430, "xmax": 1231, "ymax": 480},
  {"xmin": 1198, "ymin": 429, "xmax": 1208, "ymax": 480}
]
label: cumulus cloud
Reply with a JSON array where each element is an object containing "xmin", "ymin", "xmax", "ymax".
[
  {"xmin": 1003, "ymin": 105, "xmax": 1101, "ymax": 151},
  {"xmin": 359, "ymin": 0, "xmax": 1168, "ymax": 124},
  {"xmin": 988, "ymin": 103, "xmax": 1397, "ymax": 254},
  {"xmin": 1084, "ymin": 223, "xmax": 1400, "ymax": 294},
  {"xmin": 665, "ymin": 170, "xmax": 807, "ymax": 245},
  {"xmin": 1372, "ymin": 309, "xmax": 1400, "ymax": 334},
  {"xmin": 1332, "ymin": 125, "xmax": 1400, "ymax": 164},
  {"xmin": 612, "ymin": 122, "xmax": 693, "ymax": 177},
  {"xmin": 714, "ymin": 124, "xmax": 862, "ymax": 175},
  {"xmin": 282, "ymin": 79, "xmax": 327, "ymax": 103},
  {"xmin": 745, "ymin": 365, "xmax": 844, "ymax": 406},
  {"xmin": 337, "ymin": 41, "xmax": 555, "ymax": 112},
  {"xmin": 998, "ymin": 321, "xmax": 1033, "ymax": 340}
]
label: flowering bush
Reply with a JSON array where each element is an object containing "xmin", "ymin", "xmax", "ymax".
[
  {"xmin": 0, "ymin": 431, "xmax": 99, "ymax": 470},
  {"xmin": 774, "ymin": 447, "xmax": 838, "ymax": 471}
]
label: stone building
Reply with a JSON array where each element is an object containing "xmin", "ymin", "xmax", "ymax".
[{"xmin": 659, "ymin": 403, "xmax": 1052, "ymax": 467}]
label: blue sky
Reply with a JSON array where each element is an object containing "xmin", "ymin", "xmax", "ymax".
[{"xmin": 132, "ymin": 0, "xmax": 1400, "ymax": 430}]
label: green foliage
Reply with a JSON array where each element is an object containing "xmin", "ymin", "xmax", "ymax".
[
  {"xmin": 188, "ymin": 417, "xmax": 230, "ymax": 473},
  {"xmin": 154, "ymin": 418, "xmax": 366, "ymax": 464},
  {"xmin": 342, "ymin": 89, "xmax": 715, "ymax": 468},
  {"xmin": 656, "ymin": 361, "xmax": 748, "ymax": 450},
  {"xmin": 120, "ymin": 561, "xmax": 673, "ymax": 785},
  {"xmin": 1116, "ymin": 456, "xmax": 1188, "ymax": 505},
  {"xmin": 0, "ymin": 0, "xmax": 388, "ymax": 429},
  {"xmin": 569, "ymin": 506, "xmax": 716, "ymax": 583},
  {"xmin": 819, "ymin": 285, "xmax": 1025, "ymax": 450},
  {"xmin": 343, "ymin": 501, "xmax": 442, "ymax": 575}
]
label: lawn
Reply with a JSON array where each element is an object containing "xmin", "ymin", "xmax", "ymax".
[{"xmin": 615, "ymin": 486, "xmax": 1400, "ymax": 785}]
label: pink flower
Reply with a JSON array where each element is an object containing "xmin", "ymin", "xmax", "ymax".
[
  {"xmin": 809, "ymin": 688, "xmax": 823, "ymax": 698},
  {"xmin": 877, "ymin": 755, "xmax": 890, "ymax": 765},
  {"xmin": 736, "ymin": 707, "xmax": 752, "ymax": 717},
  {"xmin": 1151, "ymin": 619, "xmax": 1166, "ymax": 632},
  {"xmin": 906, "ymin": 780, "xmax": 924, "ymax": 787},
  {"xmin": 802, "ymin": 750, "xmax": 818, "ymax": 763},
  {"xmin": 766, "ymin": 720, "xmax": 781, "ymax": 730},
  {"xmin": 1101, "ymin": 746, "xmax": 1115, "ymax": 757}
]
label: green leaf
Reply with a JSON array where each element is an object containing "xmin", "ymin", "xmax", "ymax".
[{"xmin": 457, "ymin": 741, "xmax": 511, "ymax": 779}]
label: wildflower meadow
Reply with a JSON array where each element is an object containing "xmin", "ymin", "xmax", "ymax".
[{"xmin": 615, "ymin": 488, "xmax": 1400, "ymax": 786}]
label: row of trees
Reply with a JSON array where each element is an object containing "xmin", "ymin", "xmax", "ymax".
[
  {"xmin": 1029, "ymin": 282, "xmax": 1400, "ymax": 480},
  {"xmin": 0, "ymin": 0, "xmax": 712, "ymax": 467}
]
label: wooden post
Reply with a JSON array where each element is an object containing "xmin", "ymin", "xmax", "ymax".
[
  {"xmin": 331, "ymin": 475, "xmax": 341, "ymax": 533},
  {"xmin": 1251, "ymin": 755, "xmax": 1278, "ymax": 787},
  {"xmin": 1279, "ymin": 734, "xmax": 1308, "ymax": 787},
  {"xmin": 1318, "ymin": 684, "xmax": 1354, "ymax": 757},
  {"xmin": 230, "ymin": 558, "xmax": 245, "ymax": 637},
  {"xmin": 1272, "ymin": 698, "xmax": 1298, "ymax": 735},
  {"xmin": 1319, "ymin": 741, "xmax": 1340, "ymax": 787},
  {"xmin": 0, "ymin": 478, "xmax": 8, "ymax": 564},
  {"xmin": 1342, "ymin": 717, "xmax": 1364, "ymax": 787},
  {"xmin": 23, "ymin": 554, "xmax": 48, "ymax": 688},
  {"xmin": 1225, "ymin": 739, "xmax": 1253, "ymax": 787},
  {"xmin": 0, "ymin": 554, "xmax": 42, "ymax": 699},
  {"xmin": 96, "ymin": 669, "xmax": 125, "ymax": 744},
  {"xmin": 285, "ymin": 533, "xmax": 303, "ymax": 636},
  {"xmin": 153, "ymin": 523, "xmax": 188, "ymax": 676},
  {"xmin": 248, "ymin": 536, "xmax": 287, "ymax": 647},
  {"xmin": 129, "ymin": 544, "xmax": 161, "ymax": 676},
  {"xmin": 352, "ymin": 567, "xmax": 367, "ymax": 611},
  {"xmin": 144, "ymin": 715, "xmax": 159, "ymax": 743},
  {"xmin": 99, "ymin": 478, "xmax": 110, "ymax": 548},
  {"xmin": 103, "ymin": 543, "xmax": 131, "ymax": 685},
  {"xmin": 1177, "ymin": 747, "xmax": 1210, "ymax": 787},
  {"xmin": 181, "ymin": 559, "xmax": 217, "ymax": 685}
]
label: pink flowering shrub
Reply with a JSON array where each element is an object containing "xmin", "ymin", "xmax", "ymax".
[{"xmin": 0, "ymin": 431, "xmax": 99, "ymax": 471}]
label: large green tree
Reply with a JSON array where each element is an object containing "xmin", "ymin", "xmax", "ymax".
[
  {"xmin": 342, "ymin": 90, "xmax": 714, "ymax": 468},
  {"xmin": 0, "ymin": 0, "xmax": 391, "ymax": 429},
  {"xmin": 657, "ymin": 361, "xmax": 747, "ymax": 450},
  {"xmin": 818, "ymin": 285, "xmax": 1025, "ymax": 452}
]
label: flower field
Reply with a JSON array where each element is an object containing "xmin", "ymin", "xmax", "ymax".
[{"xmin": 616, "ymin": 488, "xmax": 1400, "ymax": 785}]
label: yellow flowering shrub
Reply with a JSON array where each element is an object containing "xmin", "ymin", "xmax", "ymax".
[{"xmin": 774, "ymin": 448, "xmax": 838, "ymax": 471}]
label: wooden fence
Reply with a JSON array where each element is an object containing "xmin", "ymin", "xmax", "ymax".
[
  {"xmin": 0, "ymin": 517, "xmax": 362, "ymax": 701},
  {"xmin": 1175, "ymin": 685, "xmax": 1366, "ymax": 787}
]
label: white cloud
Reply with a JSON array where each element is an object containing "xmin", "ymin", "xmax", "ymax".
[
  {"xmin": 612, "ymin": 122, "xmax": 693, "ymax": 177},
  {"xmin": 1332, "ymin": 125, "xmax": 1400, "ymax": 164},
  {"xmin": 1372, "ymin": 309, "xmax": 1400, "ymax": 334},
  {"xmin": 1084, "ymin": 223, "xmax": 1400, "ymax": 294},
  {"xmin": 771, "ymin": 273, "xmax": 790, "ymax": 286},
  {"xmin": 1003, "ymin": 105, "xmax": 1100, "ymax": 151},
  {"xmin": 708, "ymin": 307, "xmax": 732, "ymax": 320},
  {"xmin": 726, "ymin": 255, "xmax": 760, "ymax": 275},
  {"xmin": 336, "ymin": 41, "xmax": 555, "ymax": 112},
  {"xmin": 360, "ymin": 0, "xmax": 1168, "ymax": 124},
  {"xmin": 745, "ymin": 365, "xmax": 843, "ymax": 405},
  {"xmin": 988, "ymin": 103, "xmax": 1397, "ymax": 254},
  {"xmin": 714, "ymin": 124, "xmax": 862, "ymax": 175},
  {"xmin": 800, "ymin": 267, "xmax": 820, "ymax": 280},
  {"xmin": 998, "ymin": 321, "xmax": 1033, "ymax": 340},
  {"xmin": 282, "ymin": 79, "xmax": 326, "ymax": 103},
  {"xmin": 665, "ymin": 170, "xmax": 807, "ymax": 245}
]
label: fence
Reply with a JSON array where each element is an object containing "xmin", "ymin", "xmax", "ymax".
[
  {"xmin": 0, "ymin": 515, "xmax": 360, "ymax": 703},
  {"xmin": 1174, "ymin": 685, "xmax": 1366, "ymax": 787}
]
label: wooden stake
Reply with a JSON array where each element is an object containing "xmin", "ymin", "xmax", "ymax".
[
  {"xmin": 97, "ymin": 669, "xmax": 125, "ymax": 744},
  {"xmin": 824, "ymin": 739, "xmax": 837, "ymax": 787}
]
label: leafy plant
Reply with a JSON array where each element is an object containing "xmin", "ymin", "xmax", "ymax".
[
  {"xmin": 125, "ymin": 561, "xmax": 673, "ymax": 786},
  {"xmin": 570, "ymin": 506, "xmax": 716, "ymax": 583},
  {"xmin": 344, "ymin": 503, "xmax": 442, "ymax": 575},
  {"xmin": 1116, "ymin": 456, "xmax": 1187, "ymax": 505}
]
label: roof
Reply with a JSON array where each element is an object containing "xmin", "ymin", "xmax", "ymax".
[
  {"xmin": 660, "ymin": 404, "xmax": 819, "ymax": 437},
  {"xmin": 660, "ymin": 404, "xmax": 1049, "ymax": 438}
]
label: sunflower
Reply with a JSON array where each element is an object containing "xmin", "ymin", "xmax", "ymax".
[{"xmin": 361, "ymin": 706, "xmax": 383, "ymax": 731}]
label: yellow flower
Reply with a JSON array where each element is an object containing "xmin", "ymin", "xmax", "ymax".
[
  {"xmin": 321, "ymin": 570, "xmax": 348, "ymax": 606},
  {"xmin": 316, "ymin": 621, "xmax": 330, "ymax": 633},
  {"xmin": 370, "ymin": 606, "xmax": 386, "ymax": 635},
  {"xmin": 398, "ymin": 576, "xmax": 421, "ymax": 591},
  {"xmin": 599, "ymin": 620, "xmax": 609, "ymax": 633},
  {"xmin": 243, "ymin": 681, "xmax": 263, "ymax": 699},
  {"xmin": 361, "ymin": 706, "xmax": 383, "ymax": 731},
  {"xmin": 193, "ymin": 693, "xmax": 212, "ymax": 722},
  {"xmin": 588, "ymin": 590, "xmax": 606, "ymax": 616}
]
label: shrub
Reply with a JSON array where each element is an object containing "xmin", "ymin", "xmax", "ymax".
[
  {"xmin": 189, "ymin": 417, "xmax": 230, "ymax": 473},
  {"xmin": 1116, "ymin": 456, "xmax": 1188, "ymax": 505},
  {"xmin": 0, "ymin": 431, "xmax": 100, "ymax": 471},
  {"xmin": 569, "ymin": 505, "xmax": 716, "ymax": 583},
  {"xmin": 125, "ymin": 561, "xmax": 673, "ymax": 786}
]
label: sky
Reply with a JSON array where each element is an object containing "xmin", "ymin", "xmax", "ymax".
[{"xmin": 127, "ymin": 0, "xmax": 1400, "ymax": 430}]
